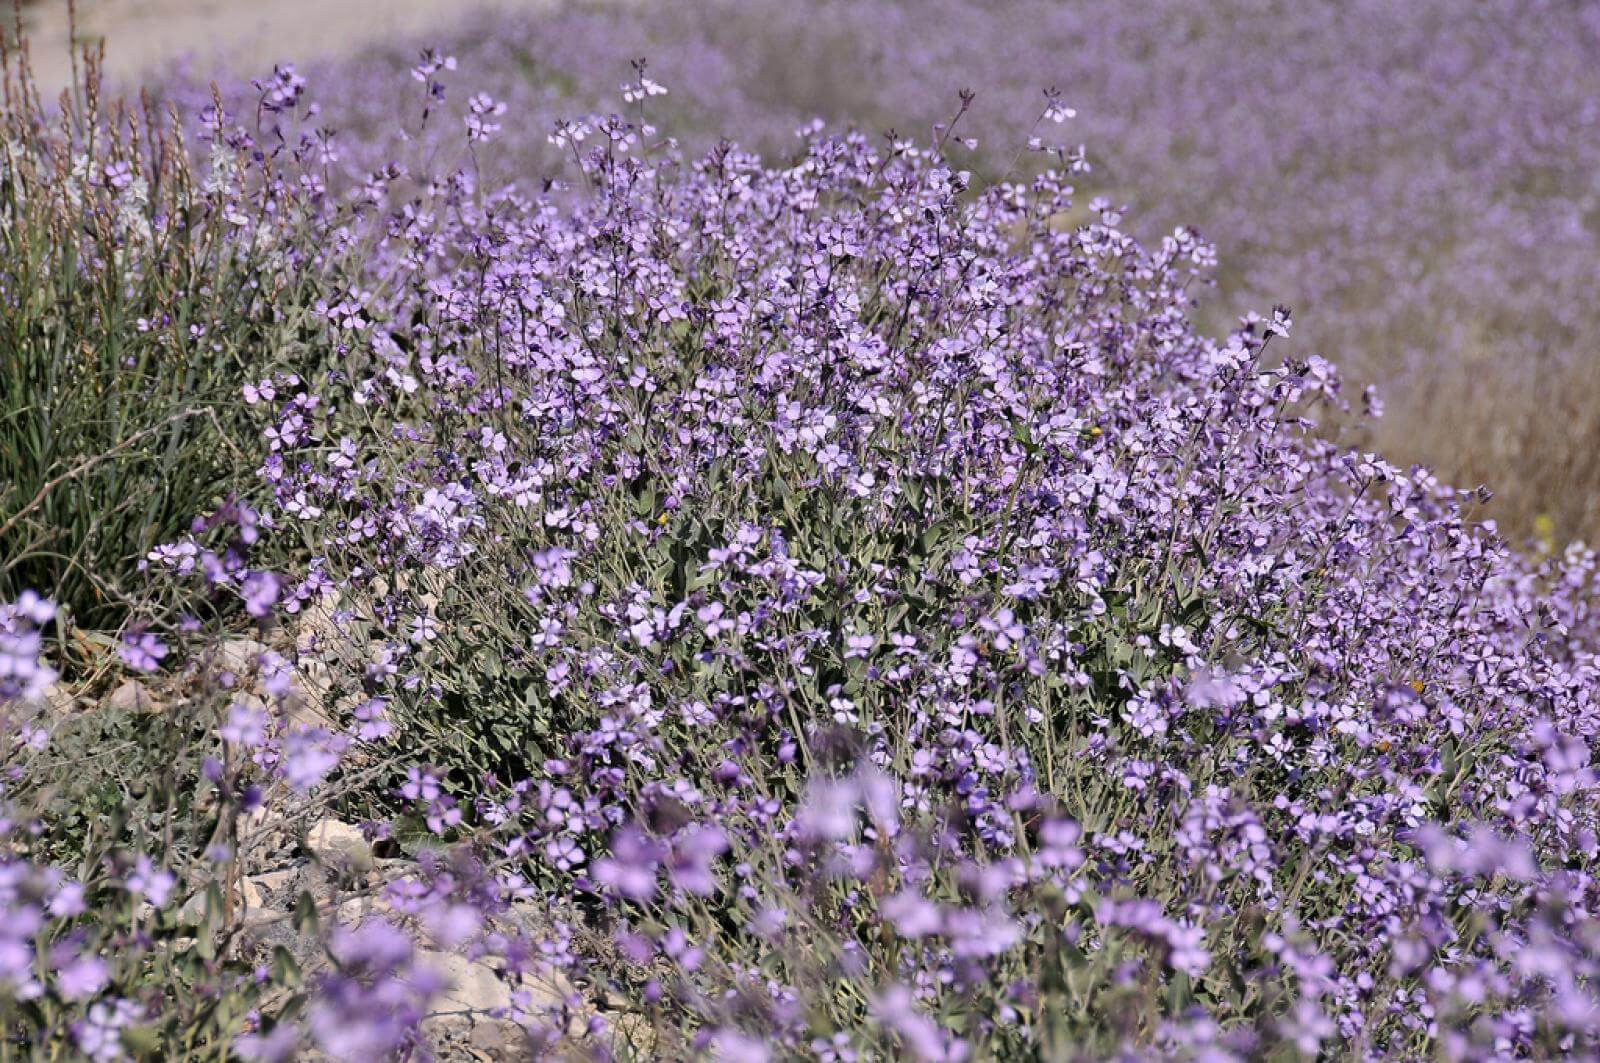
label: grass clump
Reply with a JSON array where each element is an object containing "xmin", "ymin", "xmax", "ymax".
[{"xmin": 0, "ymin": 45, "xmax": 339, "ymax": 633}]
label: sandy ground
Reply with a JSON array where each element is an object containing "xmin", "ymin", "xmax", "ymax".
[{"xmin": 17, "ymin": 0, "xmax": 565, "ymax": 95}]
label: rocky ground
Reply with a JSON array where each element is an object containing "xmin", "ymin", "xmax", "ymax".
[
  {"xmin": 234, "ymin": 814, "xmax": 589, "ymax": 1061},
  {"xmin": 36, "ymin": 608, "xmax": 638, "ymax": 1061}
]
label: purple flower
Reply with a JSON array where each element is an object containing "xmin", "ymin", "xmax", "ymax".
[
  {"xmin": 844, "ymin": 632, "xmax": 876, "ymax": 659},
  {"xmin": 420, "ymin": 902, "xmax": 480, "ymax": 948},
  {"xmin": 0, "ymin": 596, "xmax": 56, "ymax": 704},
  {"xmin": 54, "ymin": 952, "xmax": 109, "ymax": 1001},
  {"xmin": 309, "ymin": 920, "xmax": 442, "ymax": 1062},
  {"xmin": 795, "ymin": 778, "xmax": 858, "ymax": 842},
  {"xmin": 667, "ymin": 825, "xmax": 728, "ymax": 896},
  {"xmin": 872, "ymin": 984, "xmax": 968, "ymax": 1062},
  {"xmin": 102, "ymin": 161, "xmax": 134, "ymax": 190},
  {"xmin": 710, "ymin": 1029, "xmax": 771, "ymax": 1062},
  {"xmin": 351, "ymin": 697, "xmax": 392, "ymax": 742},
  {"xmin": 240, "ymin": 571, "xmax": 281, "ymax": 618},
  {"xmin": 72, "ymin": 1000, "xmax": 142, "ymax": 1063},
  {"xmin": 49, "ymin": 882, "xmax": 86, "ymax": 919},
  {"xmin": 1165, "ymin": 921, "xmax": 1212, "ymax": 978},
  {"xmin": 118, "ymin": 631, "xmax": 167, "ymax": 673},
  {"xmin": 882, "ymin": 892, "xmax": 942, "ymax": 939},
  {"xmin": 282, "ymin": 730, "xmax": 343, "ymax": 792},
  {"xmin": 220, "ymin": 701, "xmax": 269, "ymax": 747},
  {"xmin": 126, "ymin": 856, "xmax": 175, "ymax": 907},
  {"xmin": 545, "ymin": 835, "xmax": 585, "ymax": 872},
  {"xmin": 235, "ymin": 1024, "xmax": 300, "ymax": 1063},
  {"xmin": 1037, "ymin": 818, "xmax": 1083, "ymax": 870},
  {"xmin": 592, "ymin": 828, "xmax": 662, "ymax": 902},
  {"xmin": 80, "ymin": 28, "xmax": 1600, "ymax": 1056},
  {"xmin": 465, "ymin": 93, "xmax": 507, "ymax": 142}
]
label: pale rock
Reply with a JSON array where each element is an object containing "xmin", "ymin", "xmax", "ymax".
[
  {"xmin": 177, "ymin": 877, "xmax": 267, "ymax": 926},
  {"xmin": 176, "ymin": 888, "xmax": 211, "ymax": 926},
  {"xmin": 250, "ymin": 867, "xmax": 301, "ymax": 893},
  {"xmin": 417, "ymin": 947, "xmax": 586, "ymax": 1061},
  {"xmin": 285, "ymin": 689, "xmax": 334, "ymax": 732},
  {"xmin": 607, "ymin": 1012, "xmax": 658, "ymax": 1057},
  {"xmin": 240, "ymin": 868, "xmax": 310, "ymax": 931},
  {"xmin": 227, "ymin": 690, "xmax": 271, "ymax": 715},
  {"xmin": 41, "ymin": 682, "xmax": 81, "ymax": 715},
  {"xmin": 420, "ymin": 952, "xmax": 540, "ymax": 1061},
  {"xmin": 305, "ymin": 818, "xmax": 373, "ymax": 870},
  {"xmin": 220, "ymin": 646, "xmax": 333, "ymax": 731},
  {"xmin": 295, "ymin": 591, "xmax": 348, "ymax": 657},
  {"xmin": 215, "ymin": 637, "xmax": 269, "ymax": 677},
  {"xmin": 240, "ymin": 801, "xmax": 278, "ymax": 838},
  {"xmin": 468, "ymin": 1017, "xmax": 538, "ymax": 1060},
  {"xmin": 336, "ymin": 892, "xmax": 393, "ymax": 924},
  {"xmin": 105, "ymin": 679, "xmax": 162, "ymax": 714},
  {"xmin": 285, "ymin": 659, "xmax": 335, "ymax": 730},
  {"xmin": 427, "ymin": 952, "xmax": 513, "ymax": 1013}
]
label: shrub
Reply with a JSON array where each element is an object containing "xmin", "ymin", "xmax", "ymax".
[
  {"xmin": 0, "ymin": 585, "xmax": 304, "ymax": 1058},
  {"xmin": 223, "ymin": 67, "xmax": 1600, "ymax": 1057}
]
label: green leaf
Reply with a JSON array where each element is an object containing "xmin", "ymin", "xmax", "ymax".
[{"xmin": 292, "ymin": 890, "xmax": 319, "ymax": 937}]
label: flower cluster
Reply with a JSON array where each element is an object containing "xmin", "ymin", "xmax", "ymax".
[
  {"xmin": 0, "ymin": 593, "xmax": 57, "ymax": 705},
  {"xmin": 210, "ymin": 59, "xmax": 1600, "ymax": 1058},
  {"xmin": 151, "ymin": 0, "xmax": 1600, "ymax": 537}
]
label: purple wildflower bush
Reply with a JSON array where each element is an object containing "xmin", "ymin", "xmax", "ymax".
[
  {"xmin": 157, "ymin": 0, "xmax": 1600, "ymax": 539},
  {"xmin": 6, "ymin": 20, "xmax": 1600, "ymax": 1063}
]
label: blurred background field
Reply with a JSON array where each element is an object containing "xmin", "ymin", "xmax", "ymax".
[{"xmin": 18, "ymin": 0, "xmax": 1600, "ymax": 545}]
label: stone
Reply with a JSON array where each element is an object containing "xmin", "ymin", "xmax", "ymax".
[
  {"xmin": 420, "ymin": 953, "xmax": 534, "ymax": 1061},
  {"xmin": 228, "ymin": 690, "xmax": 271, "ymax": 716},
  {"xmin": 336, "ymin": 892, "xmax": 393, "ymax": 924},
  {"xmin": 285, "ymin": 662, "xmax": 335, "ymax": 730},
  {"xmin": 607, "ymin": 1012, "xmax": 658, "ymax": 1058},
  {"xmin": 226, "ymin": 673, "xmax": 332, "ymax": 733},
  {"xmin": 305, "ymin": 818, "xmax": 373, "ymax": 871},
  {"xmin": 240, "ymin": 801, "xmax": 279, "ymax": 839},
  {"xmin": 295, "ymin": 591, "xmax": 348, "ymax": 657},
  {"xmin": 41, "ymin": 682, "xmax": 81, "ymax": 715},
  {"xmin": 429, "ymin": 951, "xmax": 514, "ymax": 1014},
  {"xmin": 177, "ymin": 888, "xmax": 213, "ymax": 926},
  {"xmin": 177, "ymin": 877, "xmax": 266, "ymax": 926},
  {"xmin": 469, "ymin": 1018, "xmax": 537, "ymax": 1060},
  {"xmin": 215, "ymin": 637, "xmax": 270, "ymax": 677},
  {"xmin": 416, "ymin": 951, "xmax": 585, "ymax": 1061},
  {"xmin": 248, "ymin": 867, "xmax": 303, "ymax": 898},
  {"xmin": 105, "ymin": 679, "xmax": 162, "ymax": 714},
  {"xmin": 215, "ymin": 639, "xmax": 334, "ymax": 729}
]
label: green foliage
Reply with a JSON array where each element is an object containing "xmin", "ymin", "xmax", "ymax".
[{"xmin": 0, "ymin": 63, "xmax": 333, "ymax": 633}]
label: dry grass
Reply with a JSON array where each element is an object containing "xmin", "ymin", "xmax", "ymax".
[{"xmin": 1373, "ymin": 344, "xmax": 1600, "ymax": 549}]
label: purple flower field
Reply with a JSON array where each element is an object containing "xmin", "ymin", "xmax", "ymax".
[
  {"xmin": 4, "ymin": 3, "xmax": 1600, "ymax": 1060},
  {"xmin": 162, "ymin": 0, "xmax": 1600, "ymax": 541}
]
